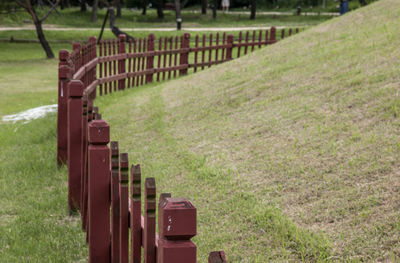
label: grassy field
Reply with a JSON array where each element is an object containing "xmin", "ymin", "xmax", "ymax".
[
  {"xmin": 0, "ymin": 8, "xmax": 331, "ymax": 28},
  {"xmin": 1, "ymin": 0, "xmax": 399, "ymax": 261}
]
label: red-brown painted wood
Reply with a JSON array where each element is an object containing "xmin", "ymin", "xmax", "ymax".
[
  {"xmin": 251, "ymin": 30, "xmax": 256, "ymax": 52},
  {"xmin": 179, "ymin": 33, "xmax": 190, "ymax": 75},
  {"xmin": 173, "ymin": 36, "xmax": 178, "ymax": 77},
  {"xmin": 67, "ymin": 80, "xmax": 84, "ymax": 213},
  {"xmin": 226, "ymin": 35, "xmax": 234, "ymax": 60},
  {"xmin": 57, "ymin": 50, "xmax": 71, "ymax": 166},
  {"xmin": 168, "ymin": 37, "xmax": 173, "ymax": 79},
  {"xmin": 215, "ymin": 33, "xmax": 220, "ymax": 63},
  {"xmin": 162, "ymin": 37, "xmax": 167, "ymax": 80},
  {"xmin": 128, "ymin": 40, "xmax": 132, "ymax": 88},
  {"xmin": 244, "ymin": 31, "xmax": 249, "ymax": 55},
  {"xmin": 281, "ymin": 28, "xmax": 285, "ymax": 39},
  {"xmin": 144, "ymin": 178, "xmax": 156, "ymax": 263},
  {"xmin": 146, "ymin": 34, "xmax": 155, "ymax": 83},
  {"xmin": 221, "ymin": 32, "xmax": 226, "ymax": 61},
  {"xmin": 208, "ymin": 34, "xmax": 213, "ymax": 68},
  {"xmin": 201, "ymin": 34, "xmax": 206, "ymax": 70},
  {"xmin": 119, "ymin": 153, "xmax": 129, "ymax": 263},
  {"xmin": 237, "ymin": 31, "xmax": 242, "ymax": 58},
  {"xmin": 118, "ymin": 35, "xmax": 126, "ymax": 90},
  {"xmin": 258, "ymin": 30, "xmax": 262, "ymax": 48},
  {"xmin": 157, "ymin": 37, "xmax": 162, "ymax": 81},
  {"xmin": 88, "ymin": 120, "xmax": 110, "ymax": 263},
  {"xmin": 208, "ymin": 251, "xmax": 227, "ymax": 263},
  {"xmin": 271, "ymin": 27, "xmax": 276, "ymax": 41},
  {"xmin": 141, "ymin": 38, "xmax": 147, "ymax": 85},
  {"xmin": 110, "ymin": 141, "xmax": 120, "ymax": 263},
  {"xmin": 131, "ymin": 164, "xmax": 142, "ymax": 263}
]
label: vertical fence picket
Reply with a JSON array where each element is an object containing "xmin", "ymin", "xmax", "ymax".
[
  {"xmin": 208, "ymin": 33, "xmax": 213, "ymax": 68},
  {"xmin": 128, "ymin": 40, "xmax": 132, "ymax": 88},
  {"xmin": 168, "ymin": 37, "xmax": 173, "ymax": 79},
  {"xmin": 141, "ymin": 37, "xmax": 147, "ymax": 86},
  {"xmin": 215, "ymin": 33, "xmax": 219, "ymax": 63},
  {"xmin": 133, "ymin": 39, "xmax": 137, "ymax": 87},
  {"xmin": 281, "ymin": 28, "xmax": 285, "ymax": 40},
  {"xmin": 226, "ymin": 35, "xmax": 234, "ymax": 61},
  {"xmin": 265, "ymin": 29, "xmax": 269, "ymax": 44},
  {"xmin": 173, "ymin": 36, "xmax": 178, "ymax": 77},
  {"xmin": 113, "ymin": 39, "xmax": 117, "ymax": 91},
  {"xmin": 88, "ymin": 120, "xmax": 110, "ymax": 263},
  {"xmin": 221, "ymin": 32, "xmax": 226, "ymax": 61},
  {"xmin": 111, "ymin": 141, "xmax": 120, "ymax": 263},
  {"xmin": 244, "ymin": 31, "xmax": 249, "ymax": 55},
  {"xmin": 237, "ymin": 31, "xmax": 242, "ymax": 58},
  {"xmin": 108, "ymin": 40, "xmax": 112, "ymax": 93},
  {"xmin": 99, "ymin": 42, "xmax": 103, "ymax": 95},
  {"xmin": 80, "ymin": 98, "xmax": 89, "ymax": 229},
  {"xmin": 136, "ymin": 38, "xmax": 142, "ymax": 87},
  {"xmin": 146, "ymin": 34, "xmax": 155, "ymax": 83},
  {"xmin": 201, "ymin": 34, "xmax": 206, "ymax": 70},
  {"xmin": 258, "ymin": 30, "xmax": 262, "ymax": 48},
  {"xmin": 296, "ymin": 28, "xmax": 299, "ymax": 34},
  {"xmin": 119, "ymin": 153, "xmax": 129, "ymax": 263},
  {"xmin": 118, "ymin": 34, "xmax": 126, "ymax": 90},
  {"xmin": 131, "ymin": 164, "xmax": 142, "ymax": 263},
  {"xmin": 144, "ymin": 178, "xmax": 156, "ymax": 263},
  {"xmin": 271, "ymin": 27, "xmax": 276, "ymax": 42},
  {"xmin": 194, "ymin": 35, "xmax": 199, "ymax": 73},
  {"xmin": 179, "ymin": 33, "xmax": 190, "ymax": 75},
  {"xmin": 157, "ymin": 37, "xmax": 162, "ymax": 81},
  {"xmin": 289, "ymin": 28, "xmax": 292, "ymax": 36},
  {"xmin": 251, "ymin": 30, "xmax": 256, "ymax": 52}
]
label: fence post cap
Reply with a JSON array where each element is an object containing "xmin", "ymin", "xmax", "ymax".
[
  {"xmin": 58, "ymin": 65, "xmax": 71, "ymax": 79},
  {"xmin": 59, "ymin": 50, "xmax": 69, "ymax": 61},
  {"xmin": 158, "ymin": 197, "xmax": 196, "ymax": 239},
  {"xmin": 88, "ymin": 120, "xmax": 110, "ymax": 145},
  {"xmin": 119, "ymin": 34, "xmax": 126, "ymax": 42},
  {"xmin": 73, "ymin": 42, "xmax": 81, "ymax": 50},
  {"xmin": 148, "ymin": 33, "xmax": 155, "ymax": 40},
  {"xmin": 183, "ymin": 32, "xmax": 190, "ymax": 39},
  {"xmin": 89, "ymin": 36, "xmax": 97, "ymax": 42},
  {"xmin": 68, "ymin": 80, "xmax": 84, "ymax": 97}
]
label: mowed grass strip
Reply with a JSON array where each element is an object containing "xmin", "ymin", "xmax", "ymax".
[{"xmin": 95, "ymin": 0, "xmax": 400, "ymax": 261}]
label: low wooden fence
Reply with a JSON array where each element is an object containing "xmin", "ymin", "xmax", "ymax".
[{"xmin": 57, "ymin": 28, "xmax": 299, "ymax": 262}]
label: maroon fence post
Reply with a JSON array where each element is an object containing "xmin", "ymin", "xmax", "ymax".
[
  {"xmin": 131, "ymin": 164, "xmax": 142, "ymax": 263},
  {"xmin": 80, "ymin": 97, "xmax": 88, "ymax": 219},
  {"xmin": 157, "ymin": 197, "xmax": 197, "ymax": 263},
  {"xmin": 111, "ymin": 141, "xmax": 120, "ymax": 263},
  {"xmin": 57, "ymin": 50, "xmax": 71, "ymax": 166},
  {"xmin": 179, "ymin": 33, "xmax": 190, "ymax": 76},
  {"xmin": 118, "ymin": 34, "xmax": 126, "ymax": 90},
  {"xmin": 144, "ymin": 178, "xmax": 156, "ymax": 263},
  {"xmin": 119, "ymin": 153, "xmax": 129, "ymax": 263},
  {"xmin": 88, "ymin": 120, "xmax": 111, "ymax": 263},
  {"xmin": 225, "ymin": 35, "xmax": 234, "ymax": 61},
  {"xmin": 146, "ymin": 34, "xmax": 155, "ymax": 83},
  {"xmin": 270, "ymin": 27, "xmax": 276, "ymax": 43},
  {"xmin": 73, "ymin": 42, "xmax": 82, "ymax": 72},
  {"xmin": 208, "ymin": 251, "xmax": 227, "ymax": 263},
  {"xmin": 67, "ymin": 80, "xmax": 84, "ymax": 213}
]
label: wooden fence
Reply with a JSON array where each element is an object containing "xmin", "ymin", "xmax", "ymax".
[{"xmin": 57, "ymin": 28, "xmax": 299, "ymax": 263}]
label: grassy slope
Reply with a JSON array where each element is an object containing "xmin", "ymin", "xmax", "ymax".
[{"xmin": 95, "ymin": 0, "xmax": 400, "ymax": 261}]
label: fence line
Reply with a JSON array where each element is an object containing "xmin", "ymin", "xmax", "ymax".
[{"xmin": 57, "ymin": 27, "xmax": 300, "ymax": 262}]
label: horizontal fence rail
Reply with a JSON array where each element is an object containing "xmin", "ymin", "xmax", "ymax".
[{"xmin": 57, "ymin": 27, "xmax": 300, "ymax": 262}]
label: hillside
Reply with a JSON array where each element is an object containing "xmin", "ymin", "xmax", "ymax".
[{"xmin": 97, "ymin": 0, "xmax": 400, "ymax": 261}]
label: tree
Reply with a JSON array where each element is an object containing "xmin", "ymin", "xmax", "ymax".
[
  {"xmin": 212, "ymin": 0, "xmax": 216, "ymax": 19},
  {"xmin": 250, "ymin": 0, "xmax": 256, "ymax": 19},
  {"xmin": 155, "ymin": 0, "xmax": 164, "ymax": 18},
  {"xmin": 142, "ymin": 0, "xmax": 147, "ymax": 15},
  {"xmin": 359, "ymin": 0, "xmax": 367, "ymax": 6},
  {"xmin": 91, "ymin": 0, "xmax": 99, "ymax": 21},
  {"xmin": 80, "ymin": 0, "xmax": 86, "ymax": 11},
  {"xmin": 116, "ymin": 0, "xmax": 122, "ymax": 17},
  {"xmin": 201, "ymin": 0, "xmax": 206, "ymax": 14},
  {"xmin": 16, "ymin": 0, "xmax": 60, "ymax": 59}
]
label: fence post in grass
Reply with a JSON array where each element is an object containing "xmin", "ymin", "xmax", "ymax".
[
  {"xmin": 131, "ymin": 164, "xmax": 142, "ymax": 263},
  {"xmin": 144, "ymin": 178, "xmax": 156, "ymax": 263},
  {"xmin": 110, "ymin": 141, "xmax": 120, "ymax": 263},
  {"xmin": 80, "ymin": 97, "xmax": 88, "ymax": 219},
  {"xmin": 58, "ymin": 50, "xmax": 71, "ymax": 166},
  {"xmin": 118, "ymin": 34, "xmax": 126, "ymax": 90},
  {"xmin": 157, "ymin": 197, "xmax": 197, "ymax": 263},
  {"xmin": 73, "ymin": 42, "xmax": 82, "ymax": 71},
  {"xmin": 225, "ymin": 35, "xmax": 234, "ymax": 61},
  {"xmin": 119, "ymin": 153, "xmax": 129, "ymax": 263},
  {"xmin": 67, "ymin": 80, "xmax": 84, "ymax": 213},
  {"xmin": 146, "ymin": 34, "xmax": 155, "ymax": 83},
  {"xmin": 270, "ymin": 27, "xmax": 276, "ymax": 43},
  {"xmin": 179, "ymin": 33, "xmax": 190, "ymax": 76},
  {"xmin": 88, "ymin": 119, "xmax": 111, "ymax": 263},
  {"xmin": 208, "ymin": 251, "xmax": 227, "ymax": 263}
]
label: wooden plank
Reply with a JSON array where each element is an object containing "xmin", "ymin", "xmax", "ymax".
[
  {"xmin": 215, "ymin": 32, "xmax": 219, "ymax": 63},
  {"xmin": 237, "ymin": 31, "xmax": 242, "ymax": 58},
  {"xmin": 144, "ymin": 178, "xmax": 156, "ymax": 263},
  {"xmin": 251, "ymin": 30, "xmax": 256, "ymax": 52},
  {"xmin": 173, "ymin": 36, "xmax": 178, "ymax": 77},
  {"xmin": 194, "ymin": 35, "xmax": 199, "ymax": 73},
  {"xmin": 208, "ymin": 34, "xmax": 213, "ymax": 68},
  {"xmin": 221, "ymin": 32, "xmax": 226, "ymax": 61},
  {"xmin": 201, "ymin": 34, "xmax": 206, "ymax": 70},
  {"xmin": 110, "ymin": 141, "xmax": 120, "ymax": 263},
  {"xmin": 99, "ymin": 42, "xmax": 103, "ymax": 95},
  {"xmin": 127, "ymin": 40, "xmax": 132, "ymax": 88},
  {"xmin": 244, "ymin": 31, "xmax": 249, "ymax": 55},
  {"xmin": 162, "ymin": 37, "xmax": 167, "ymax": 80},
  {"xmin": 168, "ymin": 37, "xmax": 173, "ymax": 79},
  {"xmin": 130, "ymin": 164, "xmax": 142, "ymax": 263},
  {"xmin": 119, "ymin": 153, "xmax": 129, "ymax": 263},
  {"xmin": 157, "ymin": 37, "xmax": 162, "ymax": 81}
]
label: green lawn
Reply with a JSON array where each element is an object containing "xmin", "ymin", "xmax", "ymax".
[
  {"xmin": 0, "ymin": 8, "xmax": 331, "ymax": 28},
  {"xmin": 1, "ymin": 0, "xmax": 400, "ymax": 261}
]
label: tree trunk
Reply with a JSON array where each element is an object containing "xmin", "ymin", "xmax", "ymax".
[
  {"xmin": 34, "ymin": 20, "xmax": 54, "ymax": 58},
  {"xmin": 359, "ymin": 0, "xmax": 367, "ymax": 6},
  {"xmin": 175, "ymin": 0, "xmax": 181, "ymax": 23},
  {"xmin": 250, "ymin": 0, "xmax": 256, "ymax": 19},
  {"xmin": 212, "ymin": 0, "xmax": 217, "ymax": 19},
  {"xmin": 156, "ymin": 0, "xmax": 164, "ymax": 18},
  {"xmin": 91, "ymin": 0, "xmax": 99, "ymax": 22},
  {"xmin": 80, "ymin": 0, "xmax": 86, "ymax": 12},
  {"xmin": 142, "ymin": 0, "xmax": 147, "ymax": 15},
  {"xmin": 116, "ymin": 0, "xmax": 122, "ymax": 18},
  {"xmin": 201, "ymin": 0, "xmax": 207, "ymax": 14}
]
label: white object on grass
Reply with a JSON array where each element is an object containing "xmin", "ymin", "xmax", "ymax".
[{"xmin": 2, "ymin": 104, "xmax": 57, "ymax": 124}]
